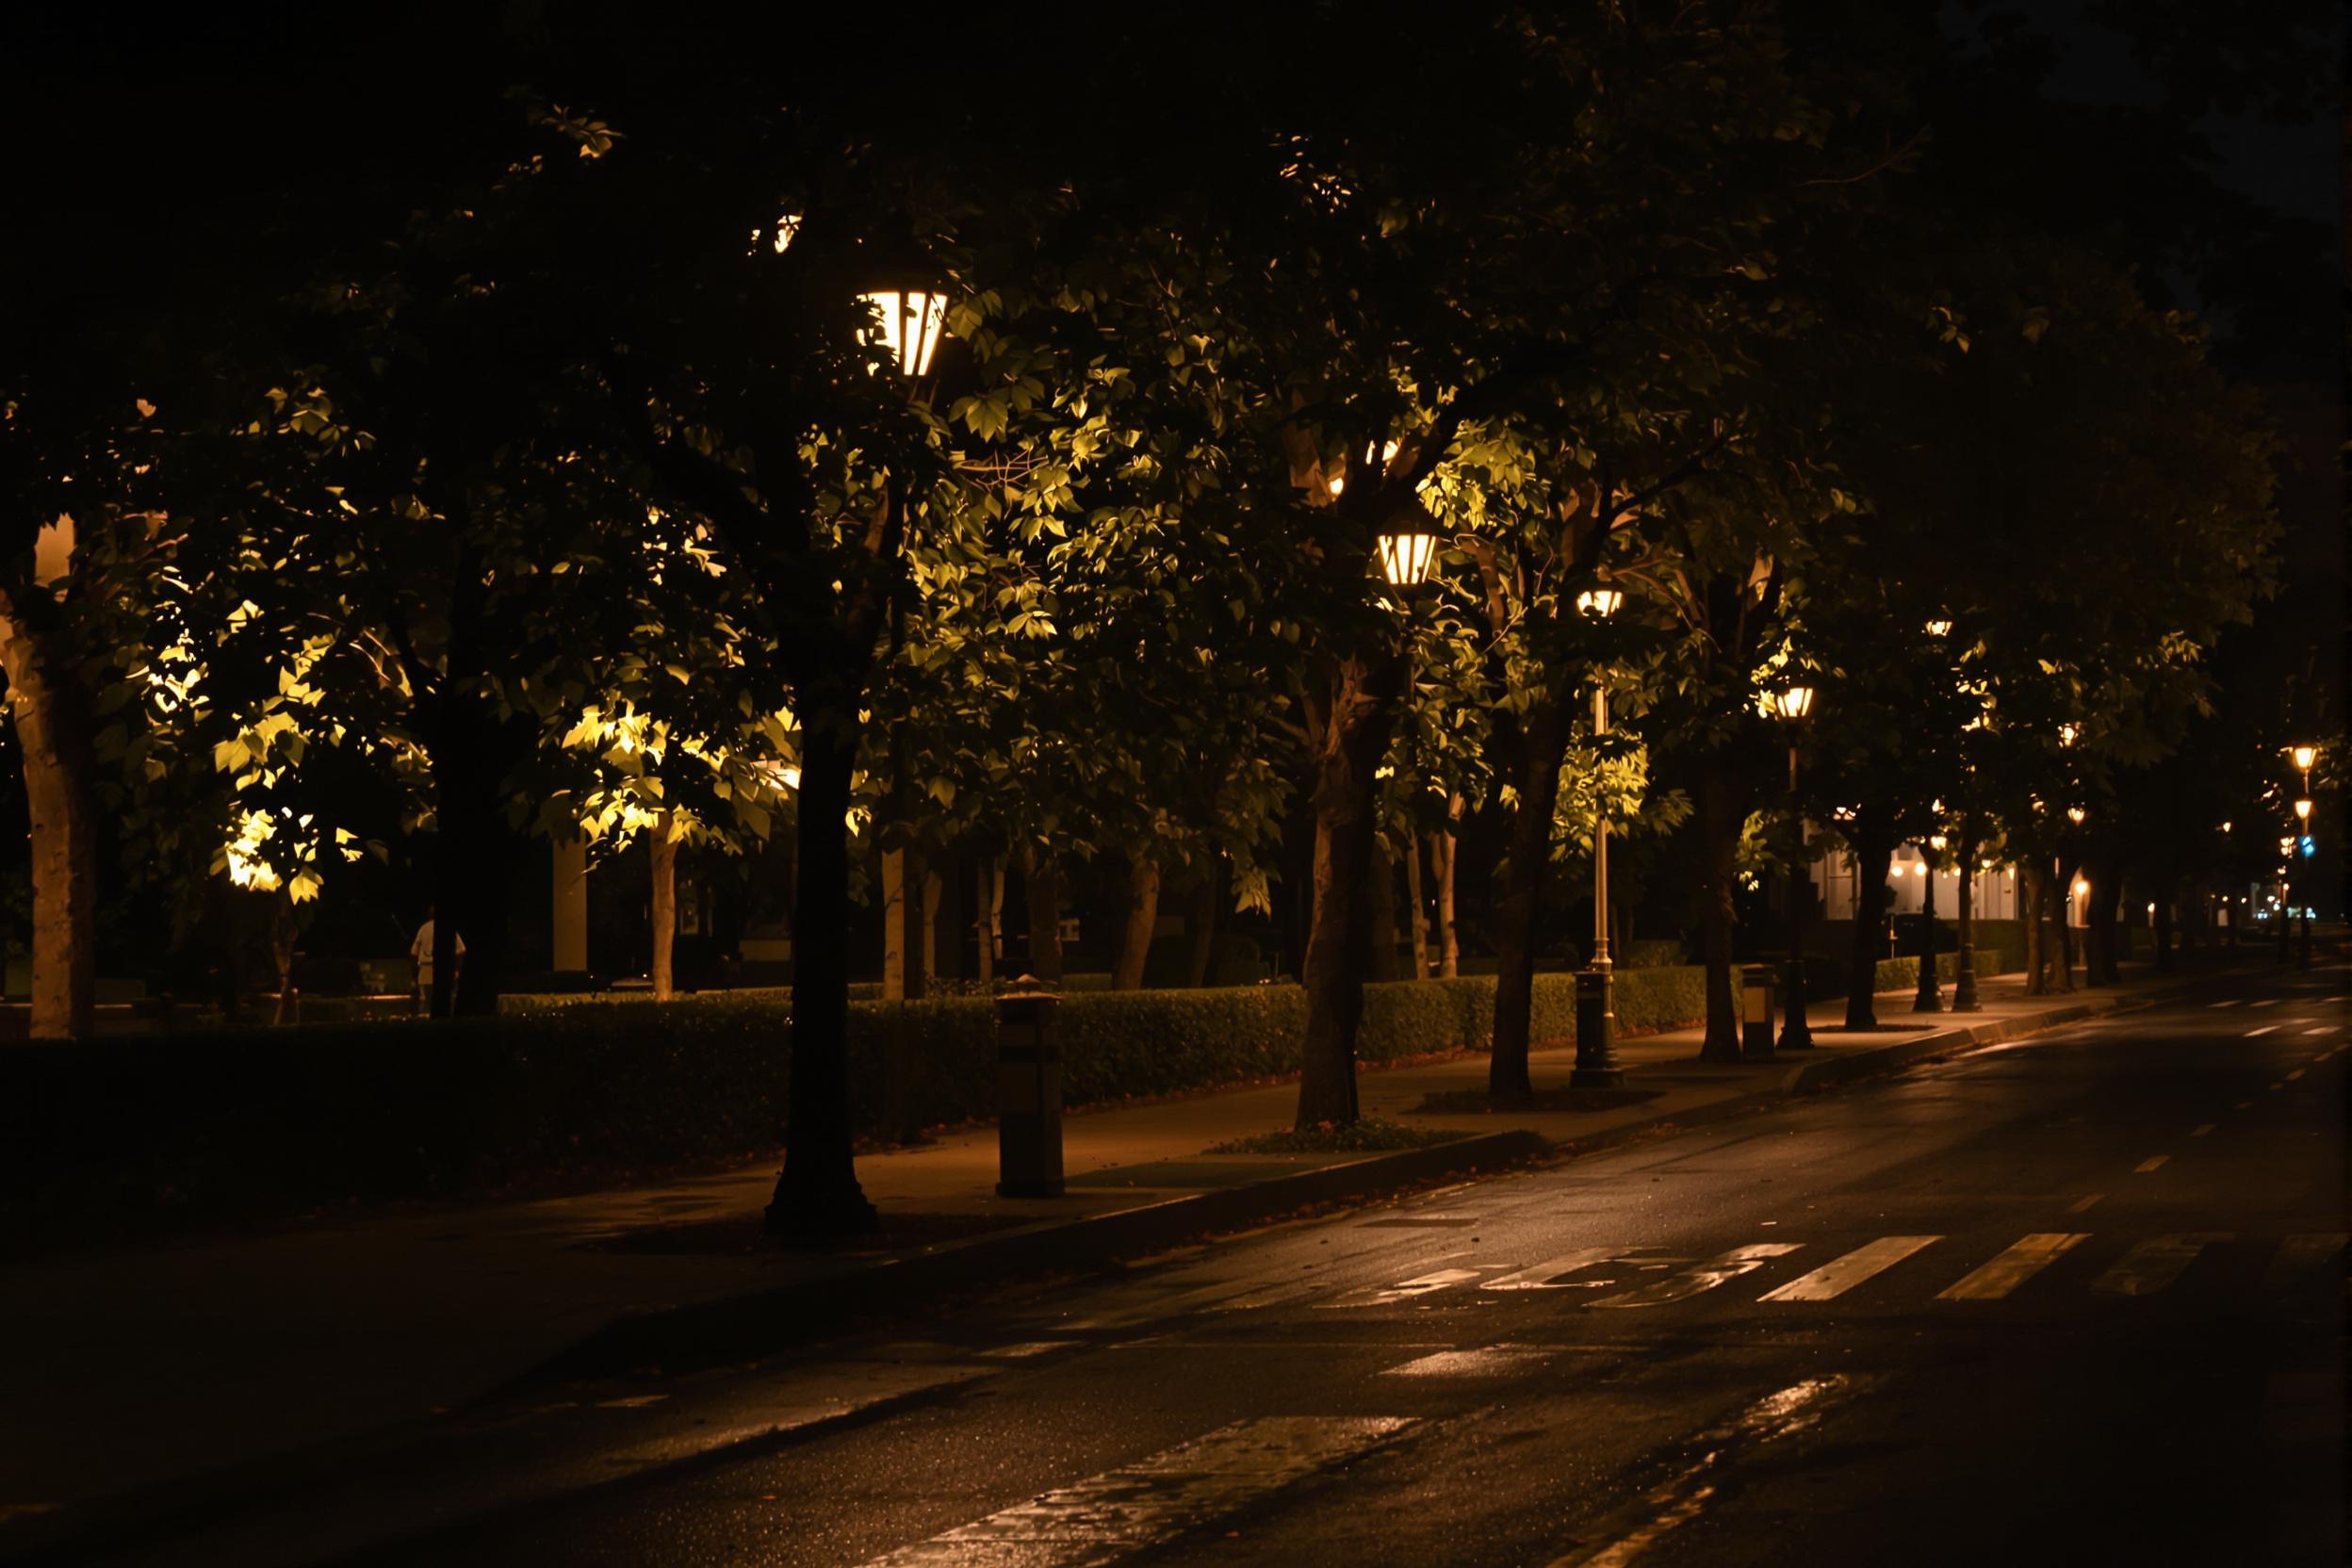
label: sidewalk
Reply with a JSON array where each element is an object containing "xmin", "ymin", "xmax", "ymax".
[{"xmin": 0, "ymin": 961, "xmax": 2218, "ymax": 1542}]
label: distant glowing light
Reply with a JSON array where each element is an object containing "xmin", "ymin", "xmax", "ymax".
[
  {"xmin": 1576, "ymin": 587, "xmax": 1625, "ymax": 619},
  {"xmin": 2291, "ymin": 744, "xmax": 2318, "ymax": 773}
]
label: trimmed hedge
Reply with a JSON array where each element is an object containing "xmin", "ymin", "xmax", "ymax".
[{"xmin": 2, "ymin": 968, "xmax": 1720, "ymax": 1239}]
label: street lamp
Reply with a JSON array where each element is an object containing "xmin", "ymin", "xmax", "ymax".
[
  {"xmin": 1914, "ymin": 827, "xmax": 1948, "ymax": 1014},
  {"xmin": 858, "ymin": 284, "xmax": 951, "ymax": 379},
  {"xmin": 1924, "ymin": 616, "xmax": 1954, "ymax": 639},
  {"xmin": 2278, "ymin": 834, "xmax": 2295, "ymax": 965},
  {"xmin": 2295, "ymin": 797, "xmax": 2313, "ymax": 823},
  {"xmin": 1375, "ymin": 529, "xmax": 1441, "ymax": 588},
  {"xmin": 2066, "ymin": 805, "xmax": 2086, "ymax": 826},
  {"xmin": 2292, "ymin": 744, "xmax": 2318, "ymax": 775},
  {"xmin": 1770, "ymin": 682, "xmax": 1816, "ymax": 1052},
  {"xmin": 1571, "ymin": 582, "xmax": 1626, "ymax": 1087}
]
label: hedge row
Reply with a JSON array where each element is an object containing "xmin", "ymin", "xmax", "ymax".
[{"xmin": 2, "ymin": 967, "xmax": 1723, "ymax": 1240}]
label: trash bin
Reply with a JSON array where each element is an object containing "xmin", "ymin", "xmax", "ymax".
[
  {"xmin": 995, "ymin": 976, "xmax": 1064, "ymax": 1197},
  {"xmin": 1740, "ymin": 963, "xmax": 1777, "ymax": 1059}
]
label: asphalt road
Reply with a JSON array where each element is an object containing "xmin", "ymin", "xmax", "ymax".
[{"xmin": 299, "ymin": 968, "xmax": 2346, "ymax": 1565}]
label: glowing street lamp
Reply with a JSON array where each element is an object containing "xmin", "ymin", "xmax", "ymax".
[
  {"xmin": 2058, "ymin": 723, "xmax": 2079, "ymax": 748},
  {"xmin": 2292, "ymin": 744, "xmax": 2318, "ymax": 775},
  {"xmin": 1924, "ymin": 616, "xmax": 1954, "ymax": 639},
  {"xmin": 2295, "ymin": 797, "xmax": 2313, "ymax": 823},
  {"xmin": 1767, "ymin": 682, "xmax": 1817, "ymax": 1052},
  {"xmin": 2066, "ymin": 805, "xmax": 2087, "ymax": 826},
  {"xmin": 858, "ymin": 284, "xmax": 951, "ymax": 380},
  {"xmin": 1573, "ymin": 581, "xmax": 1627, "ymax": 1087},
  {"xmin": 1375, "ymin": 530, "xmax": 1441, "ymax": 588}
]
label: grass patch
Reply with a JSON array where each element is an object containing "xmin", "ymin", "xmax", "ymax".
[{"xmin": 1206, "ymin": 1117, "xmax": 1467, "ymax": 1155}]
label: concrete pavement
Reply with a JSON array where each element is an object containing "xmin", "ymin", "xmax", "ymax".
[{"xmin": 0, "ymin": 957, "xmax": 2250, "ymax": 1559}]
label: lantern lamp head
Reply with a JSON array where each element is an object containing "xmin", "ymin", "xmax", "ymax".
[
  {"xmin": 1925, "ymin": 616, "xmax": 1953, "ymax": 638},
  {"xmin": 2066, "ymin": 805, "xmax": 2086, "ymax": 825},
  {"xmin": 2292, "ymin": 744, "xmax": 2319, "ymax": 773},
  {"xmin": 2058, "ymin": 723, "xmax": 2079, "ymax": 747},
  {"xmin": 1376, "ymin": 531, "xmax": 1440, "ymax": 588},
  {"xmin": 1928, "ymin": 833, "xmax": 1948, "ymax": 852},
  {"xmin": 2221, "ymin": 821, "xmax": 2232, "ymax": 833},
  {"xmin": 1772, "ymin": 684, "xmax": 1815, "ymax": 722},
  {"xmin": 1576, "ymin": 586, "xmax": 1625, "ymax": 619},
  {"xmin": 2295, "ymin": 797, "xmax": 2313, "ymax": 821},
  {"xmin": 857, "ymin": 286, "xmax": 950, "ymax": 380}
]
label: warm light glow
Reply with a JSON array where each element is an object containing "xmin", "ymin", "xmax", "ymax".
[
  {"xmin": 752, "ymin": 213, "xmax": 804, "ymax": 254},
  {"xmin": 1576, "ymin": 587, "xmax": 1625, "ymax": 619},
  {"xmin": 2295, "ymin": 797, "xmax": 2312, "ymax": 821},
  {"xmin": 2066, "ymin": 806, "xmax": 2086, "ymax": 825},
  {"xmin": 1376, "ymin": 531, "xmax": 1440, "ymax": 587},
  {"xmin": 2291, "ymin": 744, "xmax": 2318, "ymax": 773},
  {"xmin": 1924, "ymin": 617, "xmax": 1953, "ymax": 638},
  {"xmin": 858, "ymin": 288, "xmax": 949, "ymax": 378},
  {"xmin": 1889, "ymin": 863, "xmax": 1905, "ymax": 877},
  {"xmin": 2058, "ymin": 723, "xmax": 2079, "ymax": 747},
  {"xmin": 2220, "ymin": 821, "xmax": 2232, "ymax": 833},
  {"xmin": 1928, "ymin": 834, "xmax": 1947, "ymax": 852},
  {"xmin": 2073, "ymin": 879, "xmax": 2089, "ymax": 897},
  {"xmin": 1769, "ymin": 684, "xmax": 1815, "ymax": 722}
]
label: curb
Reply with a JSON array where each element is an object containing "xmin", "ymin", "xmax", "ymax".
[{"xmin": 535, "ymin": 1127, "xmax": 1553, "ymax": 1382}]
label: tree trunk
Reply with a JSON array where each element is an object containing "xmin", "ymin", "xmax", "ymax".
[
  {"xmin": 1184, "ymin": 861, "xmax": 1218, "ymax": 988},
  {"xmin": 765, "ymin": 703, "xmax": 878, "ymax": 1237},
  {"xmin": 431, "ymin": 690, "xmax": 520, "ymax": 1019},
  {"xmin": 1295, "ymin": 652, "xmax": 1405, "ymax": 1129},
  {"xmin": 2020, "ymin": 861, "xmax": 2047, "ymax": 995},
  {"xmin": 1435, "ymin": 798, "xmax": 1462, "ymax": 978},
  {"xmin": 0, "ymin": 615, "xmax": 96, "ymax": 1040},
  {"xmin": 269, "ymin": 896, "xmax": 301, "ymax": 1026},
  {"xmin": 1695, "ymin": 767, "xmax": 1745, "ymax": 1061},
  {"xmin": 1018, "ymin": 841, "xmax": 1063, "ymax": 982},
  {"xmin": 1404, "ymin": 830, "xmax": 1430, "ymax": 980},
  {"xmin": 1111, "ymin": 853, "xmax": 1160, "ymax": 990},
  {"xmin": 973, "ymin": 857, "xmax": 997, "ymax": 987},
  {"xmin": 1844, "ymin": 805, "xmax": 1895, "ymax": 1030},
  {"xmin": 1491, "ymin": 690, "xmax": 1570, "ymax": 1097},
  {"xmin": 2154, "ymin": 882, "xmax": 2176, "ymax": 972},
  {"xmin": 1366, "ymin": 837, "xmax": 1401, "ymax": 983},
  {"xmin": 649, "ymin": 810, "xmax": 678, "ymax": 1001}
]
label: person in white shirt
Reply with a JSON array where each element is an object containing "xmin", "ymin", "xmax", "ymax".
[{"xmin": 410, "ymin": 907, "xmax": 466, "ymax": 1016}]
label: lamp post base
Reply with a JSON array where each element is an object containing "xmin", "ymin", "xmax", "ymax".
[{"xmin": 1571, "ymin": 969, "xmax": 1624, "ymax": 1087}]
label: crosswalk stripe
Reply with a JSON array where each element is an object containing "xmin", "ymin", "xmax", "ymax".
[
  {"xmin": 2066, "ymin": 1193, "xmax": 2104, "ymax": 1215},
  {"xmin": 1590, "ymin": 1244, "xmax": 1803, "ymax": 1309},
  {"xmin": 2264, "ymin": 1233, "xmax": 2349, "ymax": 1287},
  {"xmin": 1319, "ymin": 1267, "xmax": 1483, "ymax": 1309},
  {"xmin": 2302, "ymin": 1026, "xmax": 2334, "ymax": 1036},
  {"xmin": 2286, "ymin": 1069, "xmax": 2306, "ymax": 1081},
  {"xmin": 1937, "ymin": 1233, "xmax": 2089, "ymax": 1300},
  {"xmin": 2190, "ymin": 1124, "xmax": 2215, "ymax": 1137},
  {"xmin": 858, "ymin": 1415, "xmax": 1415, "ymax": 1566},
  {"xmin": 1482, "ymin": 1248, "xmax": 1622, "ymax": 1291},
  {"xmin": 2251, "ymin": 999, "xmax": 2278, "ymax": 1008},
  {"xmin": 2246, "ymin": 1025, "xmax": 2279, "ymax": 1037},
  {"xmin": 1759, "ymin": 1236, "xmax": 1939, "ymax": 1302},
  {"xmin": 2093, "ymin": 1233, "xmax": 2231, "ymax": 1296},
  {"xmin": 2134, "ymin": 1155, "xmax": 2169, "ymax": 1173},
  {"xmin": 1381, "ymin": 1345, "xmax": 1552, "ymax": 1378},
  {"xmin": 2207, "ymin": 999, "xmax": 2243, "ymax": 1008}
]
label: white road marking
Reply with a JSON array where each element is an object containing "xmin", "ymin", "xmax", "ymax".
[
  {"xmin": 2207, "ymin": 999, "xmax": 2243, "ymax": 1008},
  {"xmin": 2265, "ymin": 1233, "xmax": 2350, "ymax": 1287},
  {"xmin": 858, "ymin": 1415, "xmax": 1415, "ymax": 1566},
  {"xmin": 2250, "ymin": 999, "xmax": 2278, "ymax": 1008},
  {"xmin": 1320, "ymin": 1267, "xmax": 1483, "ymax": 1308},
  {"xmin": 978, "ymin": 1342, "xmax": 1074, "ymax": 1360},
  {"xmin": 1759, "ymin": 1236, "xmax": 1939, "ymax": 1302},
  {"xmin": 1381, "ymin": 1345, "xmax": 1554, "ymax": 1379},
  {"xmin": 1483, "ymin": 1248, "xmax": 1622, "ymax": 1291},
  {"xmin": 2134, "ymin": 1155, "xmax": 2170, "ymax": 1173},
  {"xmin": 2269, "ymin": 1082, "xmax": 2285, "ymax": 1092},
  {"xmin": 1938, "ymin": 1233, "xmax": 2089, "ymax": 1300},
  {"xmin": 2303, "ymin": 1026, "xmax": 2334, "ymax": 1036},
  {"xmin": 2190, "ymin": 1124, "xmax": 2215, "ymax": 1138},
  {"xmin": 2094, "ymin": 1234, "xmax": 2231, "ymax": 1296},
  {"xmin": 2246, "ymin": 1025, "xmax": 2279, "ymax": 1037},
  {"xmin": 1208, "ymin": 1282, "xmax": 1321, "ymax": 1315},
  {"xmin": 2286, "ymin": 1069, "xmax": 2306, "ymax": 1081},
  {"xmin": 1590, "ymin": 1244, "xmax": 1803, "ymax": 1309},
  {"xmin": 2066, "ymin": 1194, "xmax": 2105, "ymax": 1215}
]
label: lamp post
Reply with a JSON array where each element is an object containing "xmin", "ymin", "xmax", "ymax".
[
  {"xmin": 2289, "ymin": 745, "xmax": 2319, "ymax": 970},
  {"xmin": 1914, "ymin": 832, "xmax": 1946, "ymax": 1012},
  {"xmin": 2277, "ymin": 834, "xmax": 2295, "ymax": 965},
  {"xmin": 1771, "ymin": 683, "xmax": 1816, "ymax": 1051},
  {"xmin": 1571, "ymin": 586, "xmax": 1626, "ymax": 1086}
]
